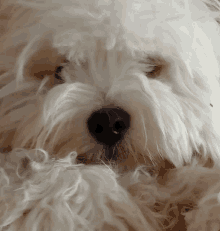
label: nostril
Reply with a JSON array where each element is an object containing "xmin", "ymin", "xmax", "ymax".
[
  {"xmin": 112, "ymin": 120, "xmax": 126, "ymax": 134},
  {"xmin": 87, "ymin": 107, "xmax": 130, "ymax": 147},
  {"xmin": 95, "ymin": 124, "xmax": 104, "ymax": 133}
]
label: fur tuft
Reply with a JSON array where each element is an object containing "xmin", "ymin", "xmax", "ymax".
[{"xmin": 1, "ymin": 149, "xmax": 220, "ymax": 230}]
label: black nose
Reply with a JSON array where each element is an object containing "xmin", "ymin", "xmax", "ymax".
[{"xmin": 87, "ymin": 107, "xmax": 130, "ymax": 147}]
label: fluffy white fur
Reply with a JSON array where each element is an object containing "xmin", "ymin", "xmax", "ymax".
[
  {"xmin": 1, "ymin": 0, "xmax": 220, "ymax": 230},
  {"xmin": 1, "ymin": 149, "xmax": 220, "ymax": 231},
  {"xmin": 0, "ymin": 149, "xmax": 157, "ymax": 231},
  {"xmin": 1, "ymin": 0, "xmax": 220, "ymax": 170}
]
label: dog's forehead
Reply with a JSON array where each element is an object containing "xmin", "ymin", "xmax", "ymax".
[
  {"xmin": 112, "ymin": 0, "xmax": 207, "ymax": 22},
  {"xmin": 49, "ymin": 0, "xmax": 220, "ymax": 93},
  {"xmin": 52, "ymin": 0, "xmax": 210, "ymax": 58},
  {"xmin": 116, "ymin": 0, "xmax": 208, "ymax": 37},
  {"xmin": 117, "ymin": 0, "xmax": 185, "ymax": 17}
]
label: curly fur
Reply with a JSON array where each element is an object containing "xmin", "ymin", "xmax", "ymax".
[
  {"xmin": 2, "ymin": 0, "xmax": 220, "ymax": 230},
  {"xmin": 1, "ymin": 0, "xmax": 220, "ymax": 170},
  {"xmin": 1, "ymin": 150, "xmax": 220, "ymax": 231}
]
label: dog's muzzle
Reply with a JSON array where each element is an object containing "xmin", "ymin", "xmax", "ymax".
[{"xmin": 87, "ymin": 107, "xmax": 130, "ymax": 147}]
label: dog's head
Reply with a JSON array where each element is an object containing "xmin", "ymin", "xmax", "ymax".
[{"xmin": 1, "ymin": 0, "xmax": 220, "ymax": 172}]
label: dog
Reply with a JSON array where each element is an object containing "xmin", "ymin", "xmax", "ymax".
[
  {"xmin": 1, "ymin": 0, "xmax": 220, "ymax": 172},
  {"xmin": 1, "ymin": 0, "xmax": 220, "ymax": 230}
]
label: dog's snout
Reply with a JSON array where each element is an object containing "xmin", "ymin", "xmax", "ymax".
[{"xmin": 87, "ymin": 107, "xmax": 130, "ymax": 147}]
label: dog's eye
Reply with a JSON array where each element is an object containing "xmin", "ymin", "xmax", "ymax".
[
  {"xmin": 55, "ymin": 66, "xmax": 63, "ymax": 80},
  {"xmin": 144, "ymin": 57, "xmax": 164, "ymax": 78},
  {"xmin": 54, "ymin": 65, "xmax": 65, "ymax": 83},
  {"xmin": 146, "ymin": 65, "xmax": 163, "ymax": 78}
]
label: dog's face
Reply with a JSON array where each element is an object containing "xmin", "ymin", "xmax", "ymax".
[{"xmin": 1, "ymin": 0, "xmax": 220, "ymax": 172}]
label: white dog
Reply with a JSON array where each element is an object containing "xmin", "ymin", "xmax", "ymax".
[
  {"xmin": 1, "ymin": 0, "xmax": 220, "ymax": 230},
  {"xmin": 1, "ymin": 0, "xmax": 220, "ymax": 170}
]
